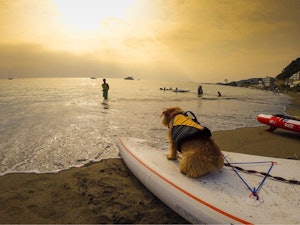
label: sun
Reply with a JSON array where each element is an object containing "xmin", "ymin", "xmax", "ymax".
[{"xmin": 52, "ymin": 0, "xmax": 136, "ymax": 31}]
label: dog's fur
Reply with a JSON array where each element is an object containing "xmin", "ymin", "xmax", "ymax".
[{"xmin": 161, "ymin": 107, "xmax": 224, "ymax": 178}]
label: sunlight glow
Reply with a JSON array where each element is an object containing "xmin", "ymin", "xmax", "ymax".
[{"xmin": 52, "ymin": 0, "xmax": 136, "ymax": 31}]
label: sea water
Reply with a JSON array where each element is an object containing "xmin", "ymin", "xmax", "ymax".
[{"xmin": 0, "ymin": 78, "xmax": 291, "ymax": 175}]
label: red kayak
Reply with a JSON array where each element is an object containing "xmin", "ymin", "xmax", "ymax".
[{"xmin": 257, "ymin": 114, "xmax": 300, "ymax": 133}]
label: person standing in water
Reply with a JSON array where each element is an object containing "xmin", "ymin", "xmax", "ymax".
[
  {"xmin": 198, "ymin": 85, "xmax": 203, "ymax": 96},
  {"xmin": 102, "ymin": 79, "xmax": 109, "ymax": 100}
]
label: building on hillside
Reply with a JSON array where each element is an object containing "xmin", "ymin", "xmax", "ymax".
[
  {"xmin": 289, "ymin": 71, "xmax": 300, "ymax": 87},
  {"xmin": 291, "ymin": 71, "xmax": 300, "ymax": 81}
]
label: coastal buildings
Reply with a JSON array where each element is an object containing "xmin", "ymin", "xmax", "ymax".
[
  {"xmin": 291, "ymin": 71, "xmax": 300, "ymax": 81},
  {"xmin": 222, "ymin": 58, "xmax": 300, "ymax": 91},
  {"xmin": 289, "ymin": 71, "xmax": 300, "ymax": 87},
  {"xmin": 261, "ymin": 76, "xmax": 275, "ymax": 88}
]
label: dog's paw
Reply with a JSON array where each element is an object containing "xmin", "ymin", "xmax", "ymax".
[{"xmin": 166, "ymin": 154, "xmax": 177, "ymax": 160}]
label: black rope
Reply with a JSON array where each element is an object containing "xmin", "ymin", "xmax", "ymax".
[{"xmin": 224, "ymin": 163, "xmax": 300, "ymax": 185}]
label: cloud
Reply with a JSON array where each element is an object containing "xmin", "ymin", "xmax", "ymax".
[
  {"xmin": 0, "ymin": 0, "xmax": 299, "ymax": 82},
  {"xmin": 146, "ymin": 0, "xmax": 300, "ymax": 78},
  {"xmin": 0, "ymin": 43, "xmax": 186, "ymax": 80},
  {"xmin": 0, "ymin": 43, "xmax": 104, "ymax": 77}
]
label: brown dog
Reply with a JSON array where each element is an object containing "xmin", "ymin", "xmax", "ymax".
[{"xmin": 161, "ymin": 107, "xmax": 224, "ymax": 178}]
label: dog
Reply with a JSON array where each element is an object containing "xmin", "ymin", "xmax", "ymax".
[{"xmin": 161, "ymin": 107, "xmax": 224, "ymax": 178}]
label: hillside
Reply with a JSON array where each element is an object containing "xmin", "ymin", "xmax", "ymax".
[{"xmin": 276, "ymin": 58, "xmax": 300, "ymax": 80}]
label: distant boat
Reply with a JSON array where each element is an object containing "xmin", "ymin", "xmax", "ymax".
[
  {"xmin": 160, "ymin": 87, "xmax": 173, "ymax": 91},
  {"xmin": 173, "ymin": 89, "xmax": 190, "ymax": 93},
  {"xmin": 90, "ymin": 77, "xmax": 96, "ymax": 79},
  {"xmin": 8, "ymin": 77, "xmax": 13, "ymax": 80},
  {"xmin": 124, "ymin": 76, "xmax": 134, "ymax": 80}
]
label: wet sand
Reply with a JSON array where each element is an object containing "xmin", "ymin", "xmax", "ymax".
[
  {"xmin": 0, "ymin": 93, "xmax": 299, "ymax": 224},
  {"xmin": 285, "ymin": 92, "xmax": 300, "ymax": 116}
]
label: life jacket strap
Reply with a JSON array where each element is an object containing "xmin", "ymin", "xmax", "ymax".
[
  {"xmin": 184, "ymin": 111, "xmax": 200, "ymax": 124},
  {"xmin": 169, "ymin": 111, "xmax": 201, "ymax": 129}
]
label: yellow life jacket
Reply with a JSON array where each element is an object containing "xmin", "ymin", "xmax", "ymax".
[{"xmin": 169, "ymin": 112, "xmax": 211, "ymax": 152}]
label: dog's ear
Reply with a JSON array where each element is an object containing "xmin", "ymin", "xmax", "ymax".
[{"xmin": 161, "ymin": 109, "xmax": 169, "ymax": 118}]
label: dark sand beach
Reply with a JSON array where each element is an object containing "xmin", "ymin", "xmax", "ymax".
[{"xmin": 0, "ymin": 93, "xmax": 299, "ymax": 224}]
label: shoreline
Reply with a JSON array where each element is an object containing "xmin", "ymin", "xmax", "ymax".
[
  {"xmin": 284, "ymin": 92, "xmax": 300, "ymax": 116},
  {"xmin": 0, "ymin": 93, "xmax": 299, "ymax": 224}
]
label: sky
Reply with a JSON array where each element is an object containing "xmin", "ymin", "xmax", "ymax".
[{"xmin": 0, "ymin": 0, "xmax": 299, "ymax": 82}]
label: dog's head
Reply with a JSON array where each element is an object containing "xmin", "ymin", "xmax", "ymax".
[{"xmin": 161, "ymin": 107, "xmax": 184, "ymax": 127}]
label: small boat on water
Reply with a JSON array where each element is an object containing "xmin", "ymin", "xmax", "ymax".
[
  {"xmin": 257, "ymin": 114, "xmax": 300, "ymax": 133},
  {"xmin": 173, "ymin": 89, "xmax": 190, "ymax": 93},
  {"xmin": 124, "ymin": 76, "xmax": 134, "ymax": 80},
  {"xmin": 160, "ymin": 87, "xmax": 190, "ymax": 92},
  {"xmin": 160, "ymin": 87, "xmax": 173, "ymax": 91}
]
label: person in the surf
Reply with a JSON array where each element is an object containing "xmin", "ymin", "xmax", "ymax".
[
  {"xmin": 198, "ymin": 85, "xmax": 203, "ymax": 96},
  {"xmin": 102, "ymin": 79, "xmax": 109, "ymax": 100}
]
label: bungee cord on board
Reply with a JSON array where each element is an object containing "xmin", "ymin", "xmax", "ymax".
[
  {"xmin": 224, "ymin": 160, "xmax": 300, "ymax": 185},
  {"xmin": 224, "ymin": 156, "xmax": 300, "ymax": 200}
]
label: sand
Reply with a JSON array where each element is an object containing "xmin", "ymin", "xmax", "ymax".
[
  {"xmin": 0, "ymin": 93, "xmax": 299, "ymax": 224},
  {"xmin": 0, "ymin": 159, "xmax": 187, "ymax": 224}
]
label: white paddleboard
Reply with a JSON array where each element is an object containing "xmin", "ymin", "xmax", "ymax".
[{"xmin": 117, "ymin": 137, "xmax": 300, "ymax": 224}]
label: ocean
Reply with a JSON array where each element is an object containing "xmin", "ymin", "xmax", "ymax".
[{"xmin": 0, "ymin": 78, "xmax": 291, "ymax": 175}]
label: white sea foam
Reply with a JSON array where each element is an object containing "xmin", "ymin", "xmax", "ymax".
[{"xmin": 0, "ymin": 78, "xmax": 291, "ymax": 175}]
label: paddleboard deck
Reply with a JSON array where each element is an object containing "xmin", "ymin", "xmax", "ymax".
[{"xmin": 117, "ymin": 137, "xmax": 300, "ymax": 224}]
